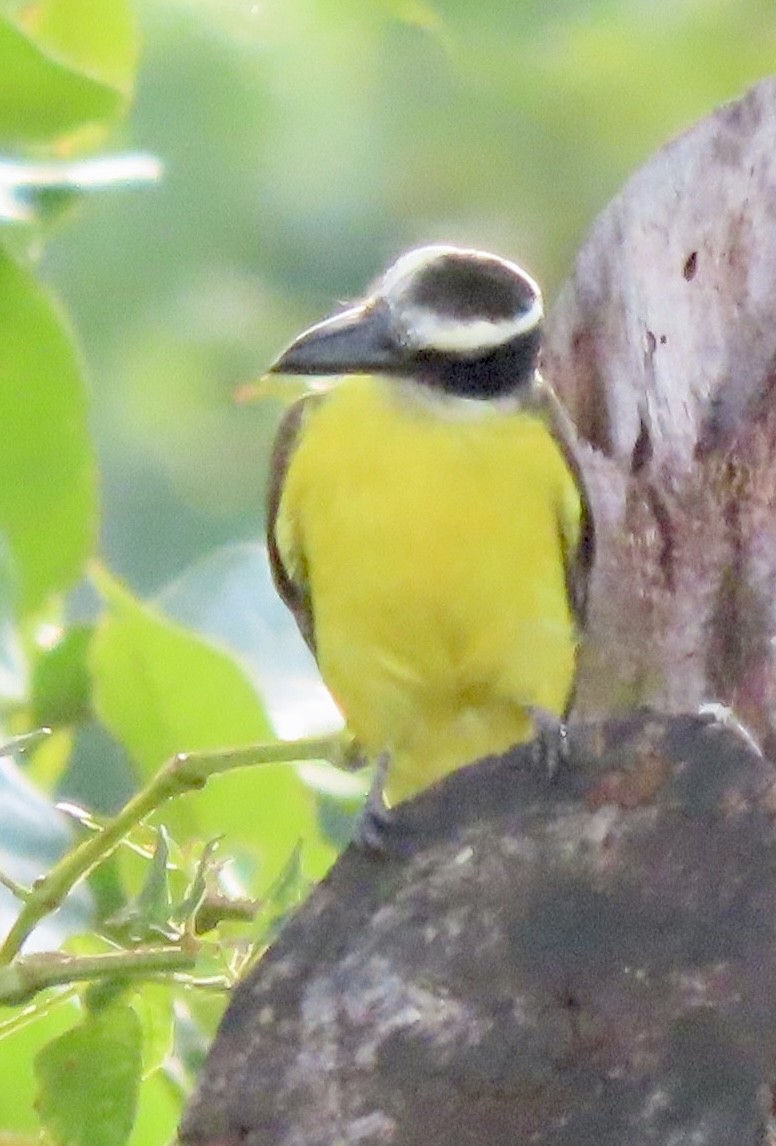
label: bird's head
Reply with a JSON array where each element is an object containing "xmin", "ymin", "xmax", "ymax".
[{"xmin": 269, "ymin": 245, "xmax": 544, "ymax": 400}]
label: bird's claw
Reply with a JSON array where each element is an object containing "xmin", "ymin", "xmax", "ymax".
[
  {"xmin": 351, "ymin": 753, "xmax": 395, "ymax": 852},
  {"xmin": 528, "ymin": 707, "xmax": 570, "ymax": 780}
]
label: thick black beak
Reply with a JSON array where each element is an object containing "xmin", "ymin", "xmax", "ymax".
[{"xmin": 268, "ymin": 302, "xmax": 400, "ymax": 375}]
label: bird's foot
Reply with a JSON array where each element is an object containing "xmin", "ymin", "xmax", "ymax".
[
  {"xmin": 351, "ymin": 753, "xmax": 395, "ymax": 852},
  {"xmin": 528, "ymin": 707, "xmax": 570, "ymax": 780}
]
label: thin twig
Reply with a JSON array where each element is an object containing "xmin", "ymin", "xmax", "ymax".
[
  {"xmin": 0, "ymin": 732, "xmax": 350, "ymax": 965},
  {"xmin": 0, "ymin": 870, "xmax": 31, "ymax": 902},
  {"xmin": 0, "ymin": 727, "xmax": 52, "ymax": 757},
  {"xmin": 0, "ymin": 945, "xmax": 198, "ymax": 1005}
]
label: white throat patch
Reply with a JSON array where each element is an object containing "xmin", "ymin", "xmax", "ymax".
[{"xmin": 392, "ymin": 376, "xmax": 531, "ymax": 420}]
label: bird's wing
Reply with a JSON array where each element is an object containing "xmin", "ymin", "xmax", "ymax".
[
  {"xmin": 535, "ymin": 376, "xmax": 595, "ymax": 627},
  {"xmin": 266, "ymin": 392, "xmax": 325, "ymax": 658}
]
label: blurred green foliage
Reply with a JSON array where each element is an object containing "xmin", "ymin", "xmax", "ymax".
[
  {"xmin": 43, "ymin": 0, "xmax": 776, "ymax": 594},
  {"xmin": 0, "ymin": 0, "xmax": 774, "ymax": 1143}
]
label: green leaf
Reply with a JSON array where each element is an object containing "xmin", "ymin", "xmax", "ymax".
[
  {"xmin": 105, "ymin": 828, "xmax": 177, "ymax": 943},
  {"xmin": 32, "ymin": 625, "xmax": 94, "ymax": 729},
  {"xmin": 249, "ymin": 840, "xmax": 309, "ymax": 952},
  {"xmin": 34, "ymin": 1004, "xmax": 142, "ymax": 1146},
  {"xmin": 156, "ymin": 541, "xmax": 342, "ymax": 742},
  {"xmin": 0, "ymin": 16, "xmax": 121, "ymax": 145},
  {"xmin": 172, "ymin": 837, "xmax": 221, "ymax": 926},
  {"xmin": 0, "ymin": 992, "xmax": 82, "ymax": 1135},
  {"xmin": 25, "ymin": 0, "xmax": 138, "ymax": 95},
  {"xmin": 157, "ymin": 543, "xmax": 358, "ymax": 858},
  {"xmin": 0, "ymin": 248, "xmax": 96, "ymax": 614},
  {"xmin": 128, "ymin": 1068, "xmax": 180, "ymax": 1146},
  {"xmin": 89, "ymin": 568, "xmax": 334, "ymax": 885},
  {"xmin": 128, "ymin": 983, "xmax": 174, "ymax": 1081},
  {"xmin": 90, "ymin": 567, "xmax": 272, "ymax": 778},
  {"xmin": 131, "ymin": 828, "xmax": 172, "ymax": 933}
]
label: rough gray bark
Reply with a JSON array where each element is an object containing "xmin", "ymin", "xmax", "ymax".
[
  {"xmin": 180, "ymin": 78, "xmax": 776, "ymax": 1145},
  {"xmin": 544, "ymin": 77, "xmax": 776, "ymax": 755},
  {"xmin": 180, "ymin": 713, "xmax": 776, "ymax": 1145}
]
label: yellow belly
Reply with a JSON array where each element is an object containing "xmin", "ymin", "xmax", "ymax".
[{"xmin": 276, "ymin": 376, "xmax": 582, "ymax": 804}]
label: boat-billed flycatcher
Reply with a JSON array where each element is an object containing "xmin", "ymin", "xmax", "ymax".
[{"xmin": 266, "ymin": 245, "xmax": 592, "ymax": 812}]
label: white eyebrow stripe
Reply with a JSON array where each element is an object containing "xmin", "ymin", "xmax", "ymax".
[
  {"xmin": 380, "ymin": 244, "xmax": 465, "ymax": 297},
  {"xmin": 402, "ymin": 294, "xmax": 543, "ymax": 353}
]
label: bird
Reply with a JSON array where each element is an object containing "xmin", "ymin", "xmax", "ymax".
[{"xmin": 265, "ymin": 244, "xmax": 592, "ymax": 827}]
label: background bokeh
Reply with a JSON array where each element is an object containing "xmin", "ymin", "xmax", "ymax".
[{"xmin": 44, "ymin": 0, "xmax": 776, "ymax": 599}]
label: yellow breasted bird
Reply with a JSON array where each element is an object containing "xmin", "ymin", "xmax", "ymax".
[{"xmin": 266, "ymin": 245, "xmax": 592, "ymax": 818}]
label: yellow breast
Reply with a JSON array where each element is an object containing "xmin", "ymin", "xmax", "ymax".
[{"xmin": 276, "ymin": 375, "xmax": 582, "ymax": 804}]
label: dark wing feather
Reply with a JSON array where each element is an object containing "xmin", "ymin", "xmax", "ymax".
[
  {"xmin": 266, "ymin": 393, "xmax": 325, "ymax": 658},
  {"xmin": 534, "ymin": 375, "xmax": 595, "ymax": 627}
]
